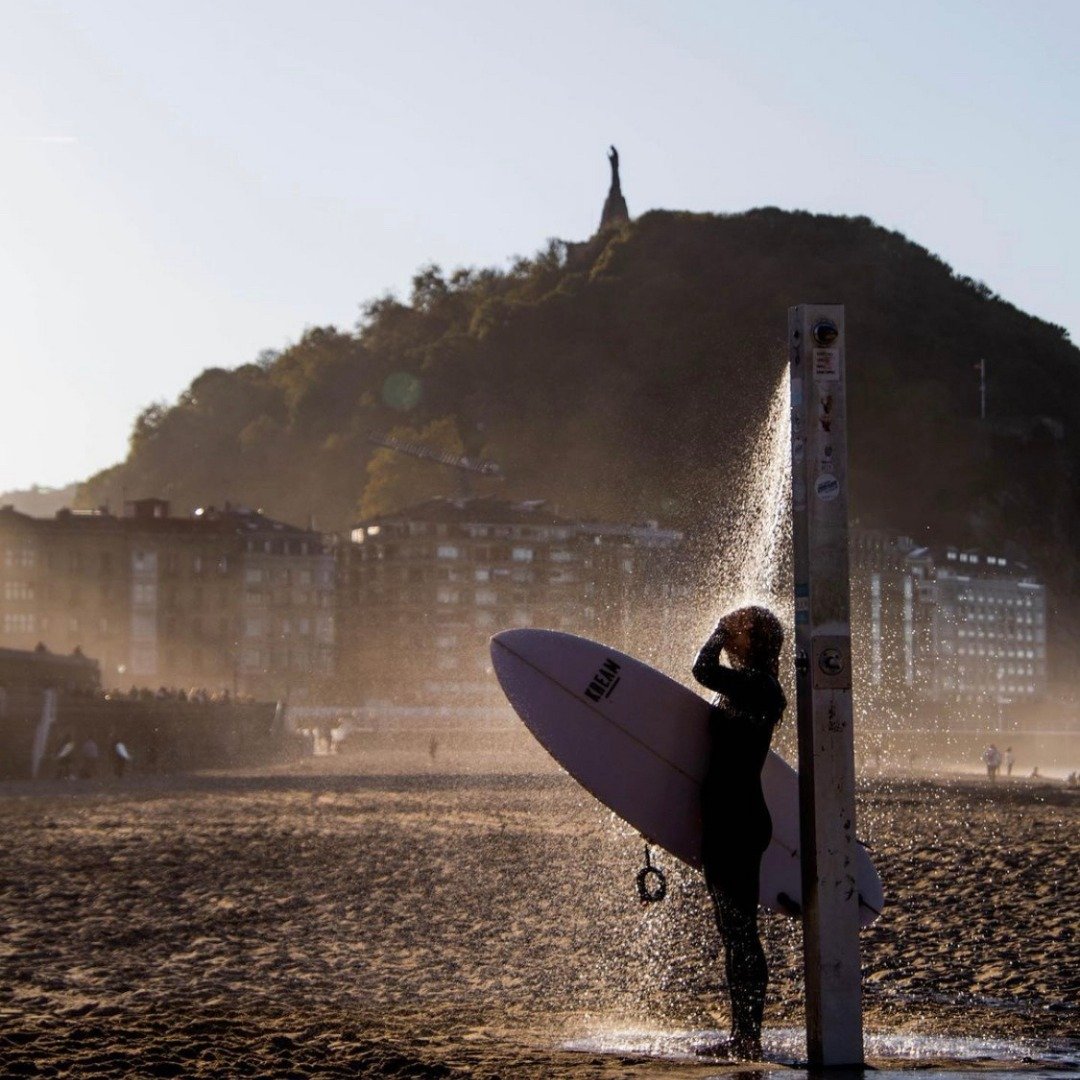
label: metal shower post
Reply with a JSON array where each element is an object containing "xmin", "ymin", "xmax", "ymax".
[{"xmin": 788, "ymin": 303, "xmax": 864, "ymax": 1066}]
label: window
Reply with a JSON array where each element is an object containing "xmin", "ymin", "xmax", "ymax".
[
  {"xmin": 437, "ymin": 545, "xmax": 460, "ymax": 559},
  {"xmin": 245, "ymin": 568, "xmax": 264, "ymax": 585},
  {"xmin": 2, "ymin": 613, "xmax": 35, "ymax": 634},
  {"xmin": 512, "ymin": 547, "xmax": 534, "ymax": 562},
  {"xmin": 241, "ymin": 648, "xmax": 264, "ymax": 671},
  {"xmin": 133, "ymin": 582, "xmax": 157, "ymax": 605},
  {"xmin": 2, "ymin": 581, "xmax": 33, "ymax": 602},
  {"xmin": 244, "ymin": 617, "xmax": 266, "ymax": 638}
]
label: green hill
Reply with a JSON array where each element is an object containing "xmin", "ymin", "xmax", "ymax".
[{"xmin": 77, "ymin": 207, "xmax": 1080, "ymax": 599}]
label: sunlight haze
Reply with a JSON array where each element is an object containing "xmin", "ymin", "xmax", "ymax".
[{"xmin": 2, "ymin": 0, "xmax": 1078, "ymax": 492}]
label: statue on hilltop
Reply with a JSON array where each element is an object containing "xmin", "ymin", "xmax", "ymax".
[{"xmin": 599, "ymin": 144, "xmax": 630, "ymax": 232}]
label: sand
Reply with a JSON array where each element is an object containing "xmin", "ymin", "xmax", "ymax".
[{"xmin": 0, "ymin": 745, "xmax": 1076, "ymax": 1078}]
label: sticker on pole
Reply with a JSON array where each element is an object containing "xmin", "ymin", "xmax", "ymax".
[
  {"xmin": 815, "ymin": 473, "xmax": 840, "ymax": 501},
  {"xmin": 812, "ymin": 348, "xmax": 840, "ymax": 382}
]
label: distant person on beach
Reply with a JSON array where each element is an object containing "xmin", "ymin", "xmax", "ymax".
[
  {"xmin": 109, "ymin": 736, "xmax": 132, "ymax": 778},
  {"xmin": 79, "ymin": 737, "xmax": 100, "ymax": 779},
  {"xmin": 1004, "ymin": 746, "xmax": 1015, "ymax": 777},
  {"xmin": 983, "ymin": 743, "xmax": 1001, "ymax": 780},
  {"xmin": 54, "ymin": 732, "xmax": 76, "ymax": 780},
  {"xmin": 692, "ymin": 605, "xmax": 786, "ymax": 1061}
]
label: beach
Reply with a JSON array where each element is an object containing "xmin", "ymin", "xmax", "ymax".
[{"xmin": 0, "ymin": 743, "xmax": 1076, "ymax": 1078}]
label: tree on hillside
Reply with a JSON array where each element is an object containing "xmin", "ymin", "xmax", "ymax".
[{"xmin": 72, "ymin": 208, "xmax": 1080, "ymax": 619}]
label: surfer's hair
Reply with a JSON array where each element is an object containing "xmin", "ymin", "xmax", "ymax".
[{"xmin": 721, "ymin": 605, "xmax": 784, "ymax": 678}]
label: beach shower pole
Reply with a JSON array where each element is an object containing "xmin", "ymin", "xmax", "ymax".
[{"xmin": 788, "ymin": 304, "xmax": 864, "ymax": 1066}]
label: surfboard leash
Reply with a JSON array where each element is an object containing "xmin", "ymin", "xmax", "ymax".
[{"xmin": 636, "ymin": 844, "xmax": 667, "ymax": 904}]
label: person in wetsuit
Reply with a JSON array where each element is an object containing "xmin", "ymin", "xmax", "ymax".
[{"xmin": 692, "ymin": 604, "xmax": 786, "ymax": 1060}]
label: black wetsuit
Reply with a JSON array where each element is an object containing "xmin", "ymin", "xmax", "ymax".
[{"xmin": 692, "ymin": 636, "xmax": 786, "ymax": 1048}]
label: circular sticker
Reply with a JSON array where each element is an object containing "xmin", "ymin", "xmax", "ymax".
[{"xmin": 815, "ymin": 472, "xmax": 840, "ymax": 501}]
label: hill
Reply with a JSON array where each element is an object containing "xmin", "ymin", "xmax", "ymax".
[
  {"xmin": 0, "ymin": 483, "xmax": 78, "ymax": 517},
  {"xmin": 76, "ymin": 207, "xmax": 1080, "ymax": 600}
]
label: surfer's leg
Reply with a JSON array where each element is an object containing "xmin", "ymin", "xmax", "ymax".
[{"xmin": 711, "ymin": 885, "xmax": 766, "ymax": 1058}]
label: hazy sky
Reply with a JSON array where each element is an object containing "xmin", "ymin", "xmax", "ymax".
[{"xmin": 3, "ymin": 0, "xmax": 1078, "ymax": 494}]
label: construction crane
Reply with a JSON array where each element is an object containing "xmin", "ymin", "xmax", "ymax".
[{"xmin": 368, "ymin": 433, "xmax": 504, "ymax": 498}]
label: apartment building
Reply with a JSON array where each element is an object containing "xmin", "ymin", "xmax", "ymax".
[
  {"xmin": 849, "ymin": 527, "xmax": 1047, "ymax": 712},
  {"xmin": 0, "ymin": 499, "xmax": 335, "ymax": 699},
  {"xmin": 340, "ymin": 496, "xmax": 684, "ymax": 711}
]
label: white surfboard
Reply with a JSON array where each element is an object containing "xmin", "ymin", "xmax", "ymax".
[{"xmin": 491, "ymin": 628, "xmax": 883, "ymax": 926}]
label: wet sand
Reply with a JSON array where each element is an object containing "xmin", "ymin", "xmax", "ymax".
[{"xmin": 0, "ymin": 744, "xmax": 1076, "ymax": 1077}]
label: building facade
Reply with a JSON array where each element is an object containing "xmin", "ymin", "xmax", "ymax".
[
  {"xmin": 340, "ymin": 497, "xmax": 684, "ymax": 713},
  {"xmin": 929, "ymin": 548, "xmax": 1047, "ymax": 706},
  {"xmin": 0, "ymin": 499, "xmax": 335, "ymax": 700},
  {"xmin": 850, "ymin": 527, "xmax": 1047, "ymax": 718}
]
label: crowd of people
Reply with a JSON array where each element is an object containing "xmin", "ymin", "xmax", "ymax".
[
  {"xmin": 982, "ymin": 742, "xmax": 1079, "ymax": 785},
  {"xmin": 68, "ymin": 684, "xmax": 258, "ymax": 705},
  {"xmin": 52, "ymin": 731, "xmax": 132, "ymax": 781}
]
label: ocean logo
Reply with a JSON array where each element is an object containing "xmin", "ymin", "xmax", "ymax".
[{"xmin": 584, "ymin": 658, "xmax": 621, "ymax": 702}]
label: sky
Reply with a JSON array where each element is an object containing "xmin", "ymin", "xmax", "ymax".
[{"xmin": 2, "ymin": 0, "xmax": 1078, "ymax": 494}]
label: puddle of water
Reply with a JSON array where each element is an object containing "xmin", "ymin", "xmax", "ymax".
[{"xmin": 562, "ymin": 1026, "xmax": 1080, "ymax": 1075}]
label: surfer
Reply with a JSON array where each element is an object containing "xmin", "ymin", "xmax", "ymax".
[{"xmin": 692, "ymin": 605, "xmax": 786, "ymax": 1061}]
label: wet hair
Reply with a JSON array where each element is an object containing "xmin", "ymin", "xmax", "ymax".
[{"xmin": 720, "ymin": 605, "xmax": 785, "ymax": 678}]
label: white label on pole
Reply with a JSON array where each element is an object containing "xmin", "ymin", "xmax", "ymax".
[
  {"xmin": 815, "ymin": 472, "xmax": 840, "ymax": 501},
  {"xmin": 813, "ymin": 348, "xmax": 840, "ymax": 382}
]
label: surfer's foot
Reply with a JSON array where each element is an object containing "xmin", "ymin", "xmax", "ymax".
[
  {"xmin": 731, "ymin": 1034, "xmax": 763, "ymax": 1061},
  {"xmin": 693, "ymin": 1039, "xmax": 735, "ymax": 1059},
  {"xmin": 693, "ymin": 1036, "xmax": 762, "ymax": 1061}
]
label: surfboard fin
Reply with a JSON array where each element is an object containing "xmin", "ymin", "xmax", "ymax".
[{"xmin": 776, "ymin": 891, "xmax": 802, "ymax": 917}]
